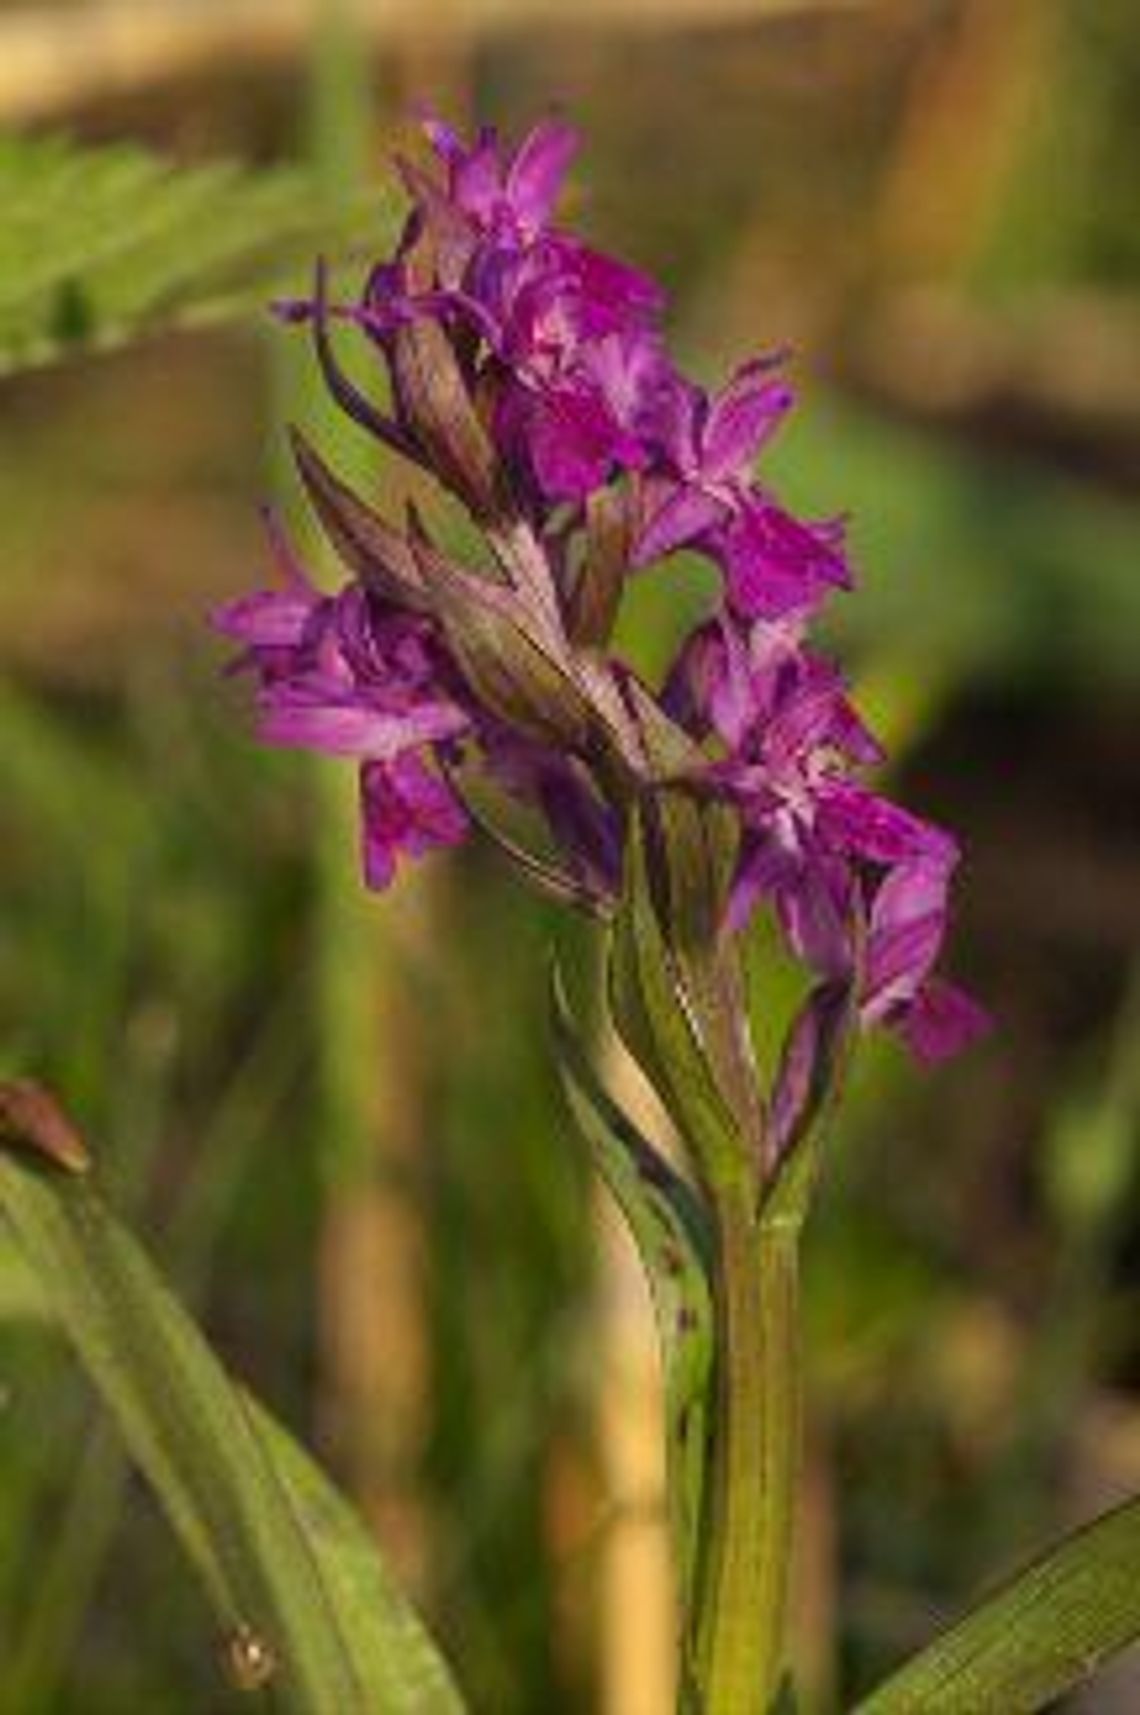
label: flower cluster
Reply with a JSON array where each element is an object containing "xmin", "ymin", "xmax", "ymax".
[{"xmin": 215, "ymin": 116, "xmax": 985, "ymax": 1066}]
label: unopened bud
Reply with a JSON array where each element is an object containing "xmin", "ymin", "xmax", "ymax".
[{"xmin": 392, "ymin": 319, "xmax": 503, "ymax": 521}]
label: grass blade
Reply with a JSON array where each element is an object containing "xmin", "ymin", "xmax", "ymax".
[
  {"xmin": 855, "ymin": 1494, "xmax": 1140, "ymax": 1713},
  {"xmin": 0, "ymin": 1083, "xmax": 464, "ymax": 1714}
]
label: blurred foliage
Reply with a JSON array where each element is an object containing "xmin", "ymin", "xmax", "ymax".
[
  {"xmin": 0, "ymin": 132, "xmax": 386, "ymax": 376},
  {"xmin": 978, "ymin": 0, "xmax": 1140, "ymax": 290}
]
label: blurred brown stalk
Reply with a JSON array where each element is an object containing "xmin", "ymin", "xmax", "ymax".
[{"xmin": 0, "ymin": 0, "xmax": 871, "ymax": 123}]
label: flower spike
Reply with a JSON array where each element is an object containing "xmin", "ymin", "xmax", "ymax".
[{"xmin": 215, "ymin": 112, "xmax": 986, "ymax": 1065}]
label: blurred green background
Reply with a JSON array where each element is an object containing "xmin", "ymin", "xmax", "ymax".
[{"xmin": 0, "ymin": 1, "xmax": 1137, "ymax": 1710}]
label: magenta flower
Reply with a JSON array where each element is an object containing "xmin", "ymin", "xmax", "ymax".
[
  {"xmin": 420, "ymin": 115, "xmax": 580, "ymax": 239},
  {"xmin": 635, "ymin": 364, "xmax": 793, "ymax": 549},
  {"xmin": 214, "ymin": 523, "xmax": 473, "ymax": 885},
  {"xmin": 359, "ymin": 754, "xmax": 470, "ymax": 889},
  {"xmin": 216, "ymin": 113, "xmax": 985, "ymax": 1063}
]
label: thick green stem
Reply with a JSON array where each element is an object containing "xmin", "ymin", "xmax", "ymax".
[{"xmin": 695, "ymin": 1190, "xmax": 801, "ymax": 1715}]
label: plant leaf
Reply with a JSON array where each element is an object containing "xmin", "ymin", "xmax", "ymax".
[
  {"xmin": 854, "ymin": 1493, "xmax": 1140, "ymax": 1713},
  {"xmin": 649, "ymin": 788, "xmax": 765, "ymax": 1166},
  {"xmin": 244, "ymin": 1399, "xmax": 464, "ymax": 1713},
  {"xmin": 550, "ymin": 962, "xmax": 714, "ymax": 1611},
  {"xmin": 391, "ymin": 318, "xmax": 503, "ymax": 520},
  {"xmin": 290, "ymin": 427, "xmax": 429, "ymax": 607},
  {"xmin": 0, "ymin": 134, "xmax": 390, "ymax": 377},
  {"xmin": 567, "ymin": 484, "xmax": 632, "ymax": 648},
  {"xmin": 0, "ymin": 1086, "xmax": 464, "ymax": 1714},
  {"xmin": 411, "ymin": 537, "xmax": 591, "ymax": 747},
  {"xmin": 0, "ymin": 1243, "xmax": 46, "ymax": 1320},
  {"xmin": 608, "ymin": 805, "xmax": 745, "ymax": 1191},
  {"xmin": 759, "ymin": 980, "xmax": 857, "ymax": 1235}
]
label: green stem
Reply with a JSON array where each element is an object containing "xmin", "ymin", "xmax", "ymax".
[{"xmin": 695, "ymin": 1188, "xmax": 801, "ymax": 1715}]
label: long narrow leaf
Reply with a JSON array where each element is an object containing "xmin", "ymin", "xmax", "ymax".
[
  {"xmin": 550, "ymin": 966, "xmax": 714, "ymax": 1612},
  {"xmin": 854, "ymin": 1494, "xmax": 1140, "ymax": 1713},
  {"xmin": 0, "ymin": 1086, "xmax": 464, "ymax": 1714},
  {"xmin": 246, "ymin": 1401, "xmax": 465, "ymax": 1713}
]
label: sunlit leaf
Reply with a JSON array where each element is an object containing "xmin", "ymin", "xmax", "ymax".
[
  {"xmin": 855, "ymin": 1493, "xmax": 1140, "ymax": 1713},
  {"xmin": 0, "ymin": 134, "xmax": 390, "ymax": 376}
]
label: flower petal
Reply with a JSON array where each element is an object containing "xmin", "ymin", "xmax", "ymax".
[
  {"xmin": 818, "ymin": 782, "xmax": 957, "ymax": 867},
  {"xmin": 635, "ymin": 484, "xmax": 726, "ymax": 565},
  {"xmin": 771, "ymin": 982, "xmax": 851, "ymax": 1161},
  {"xmin": 258, "ymin": 689, "xmax": 468, "ymax": 759},
  {"xmin": 506, "ymin": 120, "xmax": 579, "ymax": 230},
  {"xmin": 775, "ymin": 851, "xmax": 852, "ymax": 978},
  {"xmin": 719, "ymin": 500, "xmax": 851, "ymax": 621},
  {"xmin": 360, "ymin": 753, "xmax": 470, "ymax": 889},
  {"xmin": 896, "ymin": 978, "xmax": 990, "ymax": 1064},
  {"xmin": 704, "ymin": 368, "xmax": 793, "ymax": 482},
  {"xmin": 210, "ymin": 589, "xmax": 315, "ymax": 650},
  {"xmin": 863, "ymin": 860, "xmax": 951, "ymax": 1020}
]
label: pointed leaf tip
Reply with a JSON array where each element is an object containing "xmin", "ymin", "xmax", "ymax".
[
  {"xmin": 0, "ymin": 1081, "xmax": 90, "ymax": 1175},
  {"xmin": 288, "ymin": 424, "xmax": 427, "ymax": 604}
]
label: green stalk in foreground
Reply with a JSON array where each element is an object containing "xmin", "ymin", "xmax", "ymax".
[
  {"xmin": 591, "ymin": 798, "xmax": 839, "ymax": 1713},
  {"xmin": 698, "ymin": 1199, "xmax": 800, "ymax": 1715}
]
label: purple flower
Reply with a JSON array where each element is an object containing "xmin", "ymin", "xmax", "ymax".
[
  {"xmin": 484, "ymin": 233, "xmax": 663, "ymax": 369},
  {"xmin": 712, "ymin": 500, "xmax": 851, "ymax": 621},
  {"xmin": 895, "ymin": 977, "xmax": 990, "ymax": 1064},
  {"xmin": 212, "ymin": 515, "xmax": 319, "ymax": 667},
  {"xmin": 360, "ymin": 753, "xmax": 469, "ymax": 889},
  {"xmin": 217, "ymin": 113, "xmax": 986, "ymax": 1065},
  {"xmin": 213, "ymin": 526, "xmax": 475, "ymax": 887},
  {"xmin": 423, "ymin": 115, "xmax": 579, "ymax": 240},
  {"xmin": 462, "ymin": 235, "xmax": 669, "ymax": 502},
  {"xmin": 214, "ymin": 570, "xmax": 470, "ymax": 761},
  {"xmin": 666, "ymin": 612, "xmax": 879, "ymax": 770},
  {"xmin": 862, "ymin": 862, "xmax": 988, "ymax": 1061},
  {"xmin": 663, "ymin": 604, "xmax": 979, "ymax": 1051},
  {"xmin": 635, "ymin": 362, "xmax": 794, "ymax": 562},
  {"xmin": 632, "ymin": 362, "xmax": 849, "ymax": 621}
]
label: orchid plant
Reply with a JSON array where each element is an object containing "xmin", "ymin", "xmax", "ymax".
[
  {"xmin": 5, "ymin": 113, "xmax": 1140, "ymax": 1715},
  {"xmin": 215, "ymin": 114, "xmax": 985, "ymax": 1712}
]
